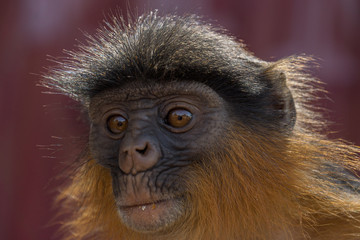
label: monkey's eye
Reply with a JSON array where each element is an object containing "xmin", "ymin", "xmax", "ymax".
[
  {"xmin": 165, "ymin": 109, "xmax": 193, "ymax": 128},
  {"xmin": 107, "ymin": 115, "xmax": 128, "ymax": 134}
]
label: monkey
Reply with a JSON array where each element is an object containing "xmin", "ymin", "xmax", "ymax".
[{"xmin": 42, "ymin": 11, "xmax": 360, "ymax": 240}]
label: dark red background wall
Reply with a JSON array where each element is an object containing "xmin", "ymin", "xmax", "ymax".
[{"xmin": 1, "ymin": 1, "xmax": 359, "ymax": 239}]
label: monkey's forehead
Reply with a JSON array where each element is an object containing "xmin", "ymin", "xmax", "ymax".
[{"xmin": 88, "ymin": 80, "xmax": 225, "ymax": 113}]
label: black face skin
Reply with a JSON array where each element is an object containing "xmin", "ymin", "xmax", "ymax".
[{"xmin": 88, "ymin": 81, "xmax": 228, "ymax": 232}]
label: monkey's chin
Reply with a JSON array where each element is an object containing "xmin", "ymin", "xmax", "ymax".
[{"xmin": 117, "ymin": 197, "xmax": 185, "ymax": 233}]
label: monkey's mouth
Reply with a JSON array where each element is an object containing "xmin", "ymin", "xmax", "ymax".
[
  {"xmin": 119, "ymin": 198, "xmax": 170, "ymax": 210},
  {"xmin": 116, "ymin": 196, "xmax": 185, "ymax": 232}
]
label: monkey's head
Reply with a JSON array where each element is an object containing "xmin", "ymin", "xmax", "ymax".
[{"xmin": 44, "ymin": 12, "xmax": 297, "ymax": 234}]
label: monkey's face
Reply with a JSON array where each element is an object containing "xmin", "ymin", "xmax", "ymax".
[{"xmin": 88, "ymin": 81, "xmax": 228, "ymax": 233}]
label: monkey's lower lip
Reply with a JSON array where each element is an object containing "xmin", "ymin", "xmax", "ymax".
[
  {"xmin": 117, "ymin": 197, "xmax": 183, "ymax": 232},
  {"xmin": 119, "ymin": 198, "xmax": 175, "ymax": 217}
]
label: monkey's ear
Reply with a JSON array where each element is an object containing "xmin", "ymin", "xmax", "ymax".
[{"xmin": 260, "ymin": 67, "xmax": 296, "ymax": 131}]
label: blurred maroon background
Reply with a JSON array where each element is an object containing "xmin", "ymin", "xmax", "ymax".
[{"xmin": 1, "ymin": 0, "xmax": 359, "ymax": 239}]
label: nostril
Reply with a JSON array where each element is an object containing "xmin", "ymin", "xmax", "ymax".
[{"xmin": 136, "ymin": 144, "xmax": 148, "ymax": 155}]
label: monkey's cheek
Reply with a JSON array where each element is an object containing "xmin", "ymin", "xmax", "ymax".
[{"xmin": 117, "ymin": 198, "xmax": 184, "ymax": 232}]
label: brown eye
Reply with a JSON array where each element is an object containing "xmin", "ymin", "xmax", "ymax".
[
  {"xmin": 107, "ymin": 115, "xmax": 128, "ymax": 134},
  {"xmin": 166, "ymin": 109, "xmax": 193, "ymax": 128}
]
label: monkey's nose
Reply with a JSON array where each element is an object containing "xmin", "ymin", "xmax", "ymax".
[
  {"xmin": 135, "ymin": 144, "xmax": 148, "ymax": 155},
  {"xmin": 119, "ymin": 139, "xmax": 161, "ymax": 175}
]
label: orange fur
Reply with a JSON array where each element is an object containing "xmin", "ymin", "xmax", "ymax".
[{"xmin": 55, "ymin": 57, "xmax": 360, "ymax": 239}]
